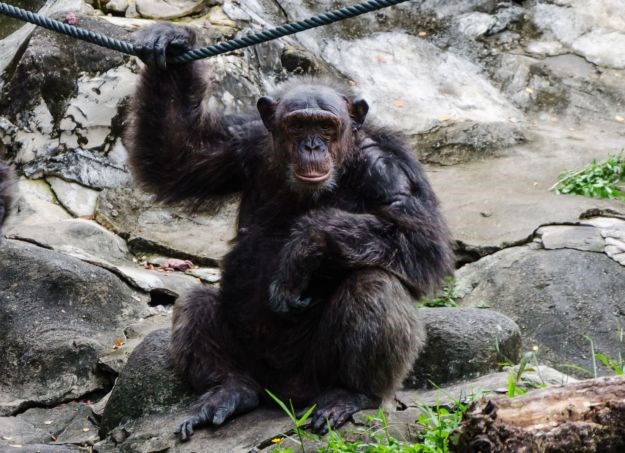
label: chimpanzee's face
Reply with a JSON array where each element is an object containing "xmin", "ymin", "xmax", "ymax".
[{"xmin": 257, "ymin": 85, "xmax": 368, "ymax": 193}]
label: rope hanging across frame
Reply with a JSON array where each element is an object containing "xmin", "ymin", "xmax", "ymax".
[{"xmin": 0, "ymin": 0, "xmax": 413, "ymax": 63}]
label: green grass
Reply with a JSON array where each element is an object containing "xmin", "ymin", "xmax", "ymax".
[
  {"xmin": 418, "ymin": 277, "xmax": 458, "ymax": 308},
  {"xmin": 266, "ymin": 392, "xmax": 471, "ymax": 453},
  {"xmin": 266, "ymin": 389, "xmax": 316, "ymax": 453},
  {"xmin": 553, "ymin": 154, "xmax": 625, "ymax": 200},
  {"xmin": 561, "ymin": 333, "xmax": 625, "ymax": 378},
  {"xmin": 504, "ymin": 350, "xmax": 546, "ymax": 397}
]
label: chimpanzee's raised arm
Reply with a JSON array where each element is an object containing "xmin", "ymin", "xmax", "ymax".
[
  {"xmin": 126, "ymin": 24, "xmax": 263, "ymax": 209},
  {"xmin": 0, "ymin": 158, "xmax": 14, "ymax": 232}
]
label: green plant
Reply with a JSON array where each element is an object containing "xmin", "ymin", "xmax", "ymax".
[
  {"xmin": 496, "ymin": 341, "xmax": 546, "ymax": 398},
  {"xmin": 266, "ymin": 391, "xmax": 472, "ymax": 453},
  {"xmin": 552, "ymin": 154, "xmax": 625, "ymax": 200},
  {"xmin": 320, "ymin": 402, "xmax": 471, "ymax": 453},
  {"xmin": 266, "ymin": 389, "xmax": 316, "ymax": 453},
  {"xmin": 416, "ymin": 402, "xmax": 466, "ymax": 452},
  {"xmin": 594, "ymin": 352, "xmax": 624, "ymax": 376},
  {"xmin": 569, "ymin": 333, "xmax": 625, "ymax": 378},
  {"xmin": 418, "ymin": 277, "xmax": 458, "ymax": 308}
]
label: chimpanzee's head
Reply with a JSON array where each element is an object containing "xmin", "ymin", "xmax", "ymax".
[{"xmin": 257, "ymin": 82, "xmax": 368, "ymax": 193}]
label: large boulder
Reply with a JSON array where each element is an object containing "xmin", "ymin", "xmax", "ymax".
[
  {"xmin": 456, "ymin": 237, "xmax": 625, "ymax": 377},
  {"xmin": 0, "ymin": 239, "xmax": 149, "ymax": 415},
  {"xmin": 407, "ymin": 308, "xmax": 521, "ymax": 388}
]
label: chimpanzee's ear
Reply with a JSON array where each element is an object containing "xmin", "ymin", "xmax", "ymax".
[
  {"xmin": 257, "ymin": 96, "xmax": 278, "ymax": 131},
  {"xmin": 349, "ymin": 98, "xmax": 369, "ymax": 130}
]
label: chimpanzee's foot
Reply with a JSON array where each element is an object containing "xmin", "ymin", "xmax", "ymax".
[
  {"xmin": 306, "ymin": 388, "xmax": 380, "ymax": 435},
  {"xmin": 175, "ymin": 382, "xmax": 259, "ymax": 441}
]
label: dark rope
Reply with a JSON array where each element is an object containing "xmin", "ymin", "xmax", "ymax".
[{"xmin": 0, "ymin": 0, "xmax": 413, "ymax": 63}]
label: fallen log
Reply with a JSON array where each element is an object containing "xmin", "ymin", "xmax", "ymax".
[{"xmin": 454, "ymin": 375, "xmax": 625, "ymax": 452}]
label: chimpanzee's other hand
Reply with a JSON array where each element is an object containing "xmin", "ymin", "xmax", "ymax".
[{"xmin": 133, "ymin": 23, "xmax": 196, "ymax": 69}]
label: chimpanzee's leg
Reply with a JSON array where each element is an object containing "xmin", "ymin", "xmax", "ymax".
[
  {"xmin": 307, "ymin": 270, "xmax": 425, "ymax": 434},
  {"xmin": 170, "ymin": 286, "xmax": 260, "ymax": 441}
]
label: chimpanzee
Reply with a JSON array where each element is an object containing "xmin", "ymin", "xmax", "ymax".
[
  {"xmin": 0, "ymin": 159, "xmax": 14, "ymax": 232},
  {"xmin": 128, "ymin": 23, "xmax": 453, "ymax": 441}
]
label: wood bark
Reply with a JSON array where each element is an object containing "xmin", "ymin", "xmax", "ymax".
[{"xmin": 454, "ymin": 376, "xmax": 625, "ymax": 452}]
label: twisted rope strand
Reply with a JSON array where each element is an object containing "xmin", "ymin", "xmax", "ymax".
[{"xmin": 0, "ymin": 0, "xmax": 412, "ymax": 63}]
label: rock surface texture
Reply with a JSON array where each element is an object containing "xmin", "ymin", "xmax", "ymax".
[{"xmin": 0, "ymin": 0, "xmax": 624, "ymax": 450}]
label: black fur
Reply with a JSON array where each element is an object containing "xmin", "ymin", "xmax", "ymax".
[
  {"xmin": 0, "ymin": 159, "xmax": 14, "ymax": 232},
  {"xmin": 128, "ymin": 23, "xmax": 453, "ymax": 440}
]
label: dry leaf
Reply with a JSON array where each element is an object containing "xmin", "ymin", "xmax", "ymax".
[{"xmin": 112, "ymin": 338, "xmax": 125, "ymax": 350}]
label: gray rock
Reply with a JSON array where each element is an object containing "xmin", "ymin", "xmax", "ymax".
[
  {"xmin": 0, "ymin": 445, "xmax": 83, "ymax": 452},
  {"xmin": 135, "ymin": 0, "xmax": 204, "ymax": 19},
  {"xmin": 531, "ymin": 1, "xmax": 625, "ymax": 70},
  {"xmin": 406, "ymin": 308, "xmax": 521, "ymax": 388},
  {"xmin": 47, "ymin": 176, "xmax": 100, "ymax": 218},
  {"xmin": 537, "ymin": 224, "xmax": 605, "ymax": 253},
  {"xmin": 95, "ymin": 188, "xmax": 237, "ymax": 265},
  {"xmin": 98, "ymin": 313, "xmax": 171, "ymax": 375},
  {"xmin": 605, "ymin": 238, "xmax": 625, "ymax": 266},
  {"xmin": 573, "ymin": 30, "xmax": 625, "ymax": 69},
  {"xmin": 415, "ymin": 120, "xmax": 525, "ymax": 165},
  {"xmin": 0, "ymin": 402, "xmax": 98, "ymax": 448},
  {"xmin": 429, "ymin": 122, "xmax": 625, "ymax": 252},
  {"xmin": 3, "ymin": 178, "xmax": 72, "ymax": 235},
  {"xmin": 573, "ymin": 216, "xmax": 625, "ymax": 266},
  {"xmin": 455, "ymin": 12, "xmax": 496, "ymax": 38},
  {"xmin": 0, "ymin": 15, "xmax": 133, "ymax": 162},
  {"xmin": 7, "ymin": 218, "xmax": 130, "ymax": 263},
  {"xmin": 106, "ymin": 0, "xmax": 128, "ymax": 13},
  {"xmin": 0, "ymin": 0, "xmax": 84, "ymax": 74},
  {"xmin": 58, "ymin": 65, "xmax": 139, "ymax": 151},
  {"xmin": 0, "ymin": 240, "xmax": 149, "ymax": 415},
  {"xmin": 185, "ymin": 267, "xmax": 221, "ymax": 284},
  {"xmin": 99, "ymin": 329, "xmax": 193, "ymax": 435},
  {"xmin": 525, "ymin": 40, "xmax": 566, "ymax": 57},
  {"xmin": 7, "ymin": 219, "xmax": 203, "ymax": 300},
  {"xmin": 23, "ymin": 148, "xmax": 132, "ymax": 190},
  {"xmin": 488, "ymin": 4, "xmax": 524, "ymax": 35},
  {"xmin": 398, "ymin": 365, "xmax": 577, "ymax": 408},
  {"xmin": 456, "ymin": 246, "xmax": 625, "ymax": 377},
  {"xmin": 319, "ymin": 32, "xmax": 522, "ymax": 156}
]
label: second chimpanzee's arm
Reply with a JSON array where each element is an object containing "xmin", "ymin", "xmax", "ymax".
[
  {"xmin": 0, "ymin": 159, "xmax": 14, "ymax": 232},
  {"xmin": 270, "ymin": 152, "xmax": 453, "ymax": 312},
  {"xmin": 127, "ymin": 24, "xmax": 260, "ymax": 208}
]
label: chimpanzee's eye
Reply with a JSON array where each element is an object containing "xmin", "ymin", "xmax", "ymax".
[{"xmin": 319, "ymin": 122, "xmax": 336, "ymax": 134}]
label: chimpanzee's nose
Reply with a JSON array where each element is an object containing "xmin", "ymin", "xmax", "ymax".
[{"xmin": 304, "ymin": 136, "xmax": 323, "ymax": 152}]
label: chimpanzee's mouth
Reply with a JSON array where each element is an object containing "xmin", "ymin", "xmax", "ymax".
[{"xmin": 295, "ymin": 171, "xmax": 331, "ymax": 183}]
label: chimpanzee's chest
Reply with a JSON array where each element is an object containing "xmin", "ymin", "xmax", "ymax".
[{"xmin": 219, "ymin": 184, "xmax": 363, "ymax": 311}]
